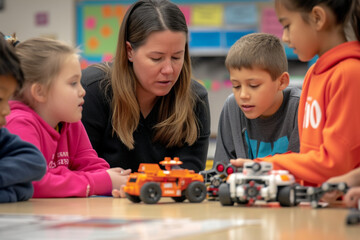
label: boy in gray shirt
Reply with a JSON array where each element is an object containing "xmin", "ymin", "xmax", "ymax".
[{"xmin": 214, "ymin": 33, "xmax": 300, "ymax": 166}]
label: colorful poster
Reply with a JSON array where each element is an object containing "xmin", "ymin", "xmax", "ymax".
[
  {"xmin": 78, "ymin": 4, "xmax": 127, "ymax": 63},
  {"xmin": 225, "ymin": 4, "xmax": 258, "ymax": 25},
  {"xmin": 178, "ymin": 5, "xmax": 191, "ymax": 25},
  {"xmin": 192, "ymin": 4, "xmax": 223, "ymax": 27},
  {"xmin": 260, "ymin": 7, "xmax": 283, "ymax": 39}
]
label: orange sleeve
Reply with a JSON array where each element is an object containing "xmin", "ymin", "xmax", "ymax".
[{"xmin": 260, "ymin": 59, "xmax": 360, "ymax": 184}]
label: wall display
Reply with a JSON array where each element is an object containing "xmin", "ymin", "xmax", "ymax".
[{"xmin": 76, "ymin": 0, "xmax": 271, "ymax": 69}]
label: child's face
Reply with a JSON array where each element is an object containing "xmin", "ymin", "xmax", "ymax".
[
  {"xmin": 229, "ymin": 67, "xmax": 285, "ymax": 119},
  {"xmin": 275, "ymin": 1, "xmax": 320, "ymax": 61},
  {"xmin": 0, "ymin": 75, "xmax": 17, "ymax": 128},
  {"xmin": 42, "ymin": 54, "xmax": 85, "ymax": 127}
]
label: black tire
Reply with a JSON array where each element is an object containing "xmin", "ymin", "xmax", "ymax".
[
  {"xmin": 125, "ymin": 193, "xmax": 141, "ymax": 203},
  {"xmin": 185, "ymin": 181, "xmax": 206, "ymax": 203},
  {"xmin": 172, "ymin": 195, "xmax": 186, "ymax": 202},
  {"xmin": 219, "ymin": 183, "xmax": 234, "ymax": 206},
  {"xmin": 277, "ymin": 185, "xmax": 297, "ymax": 207},
  {"xmin": 346, "ymin": 212, "xmax": 360, "ymax": 225},
  {"xmin": 237, "ymin": 199, "xmax": 249, "ymax": 205},
  {"xmin": 140, "ymin": 182, "xmax": 162, "ymax": 204}
]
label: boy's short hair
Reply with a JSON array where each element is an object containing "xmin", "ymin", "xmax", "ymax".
[
  {"xmin": 225, "ymin": 33, "xmax": 288, "ymax": 81},
  {"xmin": 0, "ymin": 33, "xmax": 24, "ymax": 87}
]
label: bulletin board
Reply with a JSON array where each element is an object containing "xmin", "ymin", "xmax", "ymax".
[{"xmin": 76, "ymin": 0, "xmax": 275, "ymax": 68}]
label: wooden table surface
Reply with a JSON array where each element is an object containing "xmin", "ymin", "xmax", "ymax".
[{"xmin": 0, "ymin": 197, "xmax": 359, "ymax": 240}]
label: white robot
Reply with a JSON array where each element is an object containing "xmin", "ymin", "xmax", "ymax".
[{"xmin": 218, "ymin": 161, "xmax": 297, "ymax": 206}]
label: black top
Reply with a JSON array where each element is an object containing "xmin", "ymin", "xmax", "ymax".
[{"xmin": 81, "ymin": 65, "xmax": 210, "ymax": 173}]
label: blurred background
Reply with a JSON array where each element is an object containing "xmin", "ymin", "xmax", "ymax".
[{"xmin": 0, "ymin": 0, "xmax": 310, "ymax": 160}]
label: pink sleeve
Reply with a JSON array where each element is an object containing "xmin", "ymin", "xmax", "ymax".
[
  {"xmin": 67, "ymin": 122, "xmax": 110, "ymax": 173},
  {"xmin": 6, "ymin": 117, "xmax": 113, "ymax": 197},
  {"xmin": 32, "ymin": 167, "xmax": 112, "ymax": 197}
]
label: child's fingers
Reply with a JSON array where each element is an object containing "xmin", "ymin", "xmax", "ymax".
[
  {"xmin": 112, "ymin": 186, "xmax": 127, "ymax": 198},
  {"xmin": 230, "ymin": 158, "xmax": 252, "ymax": 167},
  {"xmin": 121, "ymin": 169, "xmax": 131, "ymax": 175},
  {"xmin": 112, "ymin": 189, "xmax": 121, "ymax": 198},
  {"xmin": 344, "ymin": 187, "xmax": 360, "ymax": 208},
  {"xmin": 114, "ymin": 168, "xmax": 131, "ymax": 175},
  {"xmin": 119, "ymin": 185, "xmax": 127, "ymax": 198},
  {"xmin": 321, "ymin": 190, "xmax": 343, "ymax": 203}
]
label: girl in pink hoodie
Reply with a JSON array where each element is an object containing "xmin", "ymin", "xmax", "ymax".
[{"xmin": 6, "ymin": 37, "xmax": 130, "ymax": 198}]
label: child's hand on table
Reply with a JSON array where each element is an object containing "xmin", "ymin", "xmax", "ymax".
[
  {"xmin": 230, "ymin": 158, "xmax": 253, "ymax": 167},
  {"xmin": 106, "ymin": 168, "xmax": 131, "ymax": 198}
]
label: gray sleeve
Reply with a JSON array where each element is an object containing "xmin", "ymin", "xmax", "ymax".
[
  {"xmin": 214, "ymin": 94, "xmax": 247, "ymax": 166},
  {"xmin": 285, "ymin": 87, "xmax": 301, "ymax": 153},
  {"xmin": 288, "ymin": 123, "xmax": 300, "ymax": 153}
]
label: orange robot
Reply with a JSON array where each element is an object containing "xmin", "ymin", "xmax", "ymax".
[{"xmin": 123, "ymin": 157, "xmax": 206, "ymax": 204}]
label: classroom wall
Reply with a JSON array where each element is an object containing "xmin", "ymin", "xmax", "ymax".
[
  {"xmin": 0, "ymin": 0, "xmax": 75, "ymax": 45},
  {"xmin": 0, "ymin": 0, "xmax": 233, "ymax": 135}
]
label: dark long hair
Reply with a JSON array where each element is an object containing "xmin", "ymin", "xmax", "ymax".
[
  {"xmin": 0, "ymin": 33, "xmax": 24, "ymax": 88},
  {"xmin": 277, "ymin": 0, "xmax": 360, "ymax": 40},
  {"xmin": 99, "ymin": 0, "xmax": 196, "ymax": 149}
]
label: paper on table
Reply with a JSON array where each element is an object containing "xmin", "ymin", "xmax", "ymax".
[{"xmin": 0, "ymin": 214, "xmax": 260, "ymax": 240}]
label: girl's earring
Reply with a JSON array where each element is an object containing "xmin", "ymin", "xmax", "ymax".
[{"xmin": 129, "ymin": 58, "xmax": 132, "ymax": 62}]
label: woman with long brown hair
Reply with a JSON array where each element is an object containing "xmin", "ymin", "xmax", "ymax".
[{"xmin": 81, "ymin": 0, "xmax": 210, "ymax": 184}]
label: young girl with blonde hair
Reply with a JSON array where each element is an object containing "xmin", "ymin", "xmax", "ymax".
[{"xmin": 6, "ymin": 37, "xmax": 128, "ymax": 197}]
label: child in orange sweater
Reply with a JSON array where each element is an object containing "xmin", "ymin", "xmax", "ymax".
[{"xmin": 230, "ymin": 0, "xmax": 360, "ymax": 186}]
